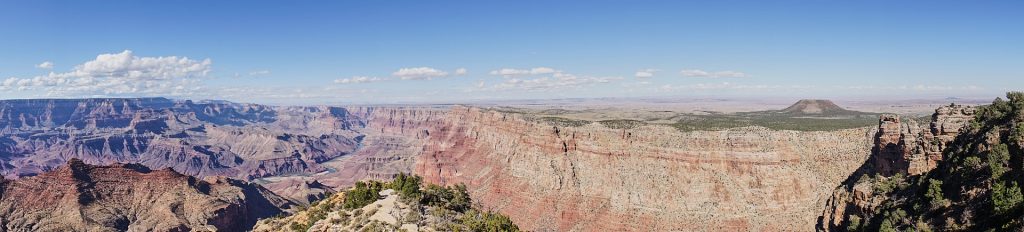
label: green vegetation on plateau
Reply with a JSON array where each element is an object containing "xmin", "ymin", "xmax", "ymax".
[
  {"xmin": 669, "ymin": 113, "xmax": 878, "ymax": 132},
  {"xmin": 535, "ymin": 113, "xmax": 877, "ymax": 132}
]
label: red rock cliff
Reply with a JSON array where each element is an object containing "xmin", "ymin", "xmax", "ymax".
[{"xmin": 362, "ymin": 106, "xmax": 874, "ymax": 231}]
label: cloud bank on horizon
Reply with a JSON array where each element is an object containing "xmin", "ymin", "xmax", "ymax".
[{"xmin": 0, "ymin": 1, "xmax": 1019, "ymax": 104}]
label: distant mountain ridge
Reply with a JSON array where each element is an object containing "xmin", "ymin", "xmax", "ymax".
[{"xmin": 0, "ymin": 97, "xmax": 362, "ymax": 182}]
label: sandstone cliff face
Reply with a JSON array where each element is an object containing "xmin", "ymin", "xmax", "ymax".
[
  {"xmin": 356, "ymin": 106, "xmax": 874, "ymax": 231},
  {"xmin": 873, "ymin": 105, "xmax": 975, "ymax": 176},
  {"xmin": 0, "ymin": 159, "xmax": 293, "ymax": 232},
  {"xmin": 818, "ymin": 104, "xmax": 975, "ymax": 231}
]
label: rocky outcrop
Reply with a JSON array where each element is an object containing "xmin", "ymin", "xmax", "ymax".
[
  {"xmin": 818, "ymin": 104, "xmax": 976, "ymax": 231},
  {"xmin": 872, "ymin": 105, "xmax": 975, "ymax": 176},
  {"xmin": 259, "ymin": 179, "xmax": 336, "ymax": 205},
  {"xmin": 0, "ymin": 159, "xmax": 293, "ymax": 231}
]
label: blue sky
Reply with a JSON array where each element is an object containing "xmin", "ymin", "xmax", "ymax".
[{"xmin": 0, "ymin": 1, "xmax": 1021, "ymax": 104}]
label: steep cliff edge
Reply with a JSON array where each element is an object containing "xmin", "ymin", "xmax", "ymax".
[
  {"xmin": 358, "ymin": 106, "xmax": 874, "ymax": 231},
  {"xmin": 872, "ymin": 105, "xmax": 976, "ymax": 176},
  {"xmin": 0, "ymin": 159, "xmax": 294, "ymax": 231},
  {"xmin": 819, "ymin": 93, "xmax": 1024, "ymax": 231}
]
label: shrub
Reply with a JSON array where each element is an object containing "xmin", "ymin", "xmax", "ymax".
[
  {"xmin": 915, "ymin": 220, "xmax": 933, "ymax": 232},
  {"xmin": 846, "ymin": 215, "xmax": 862, "ymax": 231},
  {"xmin": 874, "ymin": 173, "xmax": 906, "ymax": 195},
  {"xmin": 449, "ymin": 184, "xmax": 471, "ymax": 212},
  {"xmin": 420, "ymin": 183, "xmax": 472, "ymax": 213},
  {"xmin": 964, "ymin": 156, "xmax": 982, "ymax": 170},
  {"xmin": 878, "ymin": 209, "xmax": 907, "ymax": 232},
  {"xmin": 404, "ymin": 209, "xmax": 422, "ymax": 224},
  {"xmin": 421, "ymin": 184, "xmax": 453, "ymax": 208},
  {"xmin": 289, "ymin": 221, "xmax": 309, "ymax": 232},
  {"xmin": 459, "ymin": 209, "xmax": 520, "ymax": 232},
  {"xmin": 343, "ymin": 181, "xmax": 383, "ymax": 209}
]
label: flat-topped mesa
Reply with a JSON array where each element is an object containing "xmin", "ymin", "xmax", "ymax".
[
  {"xmin": 781, "ymin": 99, "xmax": 857, "ymax": 115},
  {"xmin": 871, "ymin": 104, "xmax": 976, "ymax": 176}
]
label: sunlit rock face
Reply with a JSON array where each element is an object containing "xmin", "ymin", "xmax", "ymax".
[
  {"xmin": 360, "ymin": 106, "xmax": 874, "ymax": 231},
  {"xmin": 872, "ymin": 105, "xmax": 975, "ymax": 176}
]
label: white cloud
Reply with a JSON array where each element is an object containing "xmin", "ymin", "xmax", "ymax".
[
  {"xmin": 477, "ymin": 70, "xmax": 620, "ymax": 92},
  {"xmin": 840, "ymin": 85, "xmax": 984, "ymax": 91},
  {"xmin": 657, "ymin": 82, "xmax": 811, "ymax": 92},
  {"xmin": 680, "ymin": 69, "xmax": 748, "ymax": 78},
  {"xmin": 392, "ymin": 67, "xmax": 449, "ymax": 80},
  {"xmin": 2, "ymin": 50, "xmax": 212, "ymax": 97},
  {"xmin": 36, "ymin": 61, "xmax": 54, "ymax": 69},
  {"xmin": 249, "ymin": 70, "xmax": 270, "ymax": 76},
  {"xmin": 488, "ymin": 67, "xmax": 557, "ymax": 77},
  {"xmin": 635, "ymin": 69, "xmax": 658, "ymax": 78},
  {"xmin": 1, "ymin": 77, "xmax": 16, "ymax": 86},
  {"xmin": 455, "ymin": 68, "xmax": 468, "ymax": 75},
  {"xmin": 334, "ymin": 76, "xmax": 384, "ymax": 84}
]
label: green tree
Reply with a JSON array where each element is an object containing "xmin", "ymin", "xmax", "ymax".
[
  {"xmin": 992, "ymin": 181, "xmax": 1023, "ymax": 215},
  {"xmin": 988, "ymin": 144, "xmax": 1010, "ymax": 178},
  {"xmin": 343, "ymin": 181, "xmax": 383, "ymax": 209},
  {"xmin": 388, "ymin": 173, "xmax": 423, "ymax": 200},
  {"xmin": 878, "ymin": 209, "xmax": 906, "ymax": 232},
  {"xmin": 925, "ymin": 179, "xmax": 947, "ymax": 209},
  {"xmin": 449, "ymin": 184, "xmax": 471, "ymax": 212}
]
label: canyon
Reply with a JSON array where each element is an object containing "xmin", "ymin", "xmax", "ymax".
[
  {"xmin": 0, "ymin": 159, "xmax": 292, "ymax": 231},
  {"xmin": 1, "ymin": 97, "xmax": 966, "ymax": 231}
]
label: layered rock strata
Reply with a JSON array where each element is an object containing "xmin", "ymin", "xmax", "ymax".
[
  {"xmin": 0, "ymin": 99, "xmax": 891, "ymax": 231},
  {"xmin": 872, "ymin": 105, "xmax": 975, "ymax": 176},
  {"xmin": 0, "ymin": 98, "xmax": 361, "ymax": 180},
  {"xmin": 0, "ymin": 159, "xmax": 293, "ymax": 231},
  {"xmin": 361, "ymin": 106, "xmax": 874, "ymax": 231}
]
